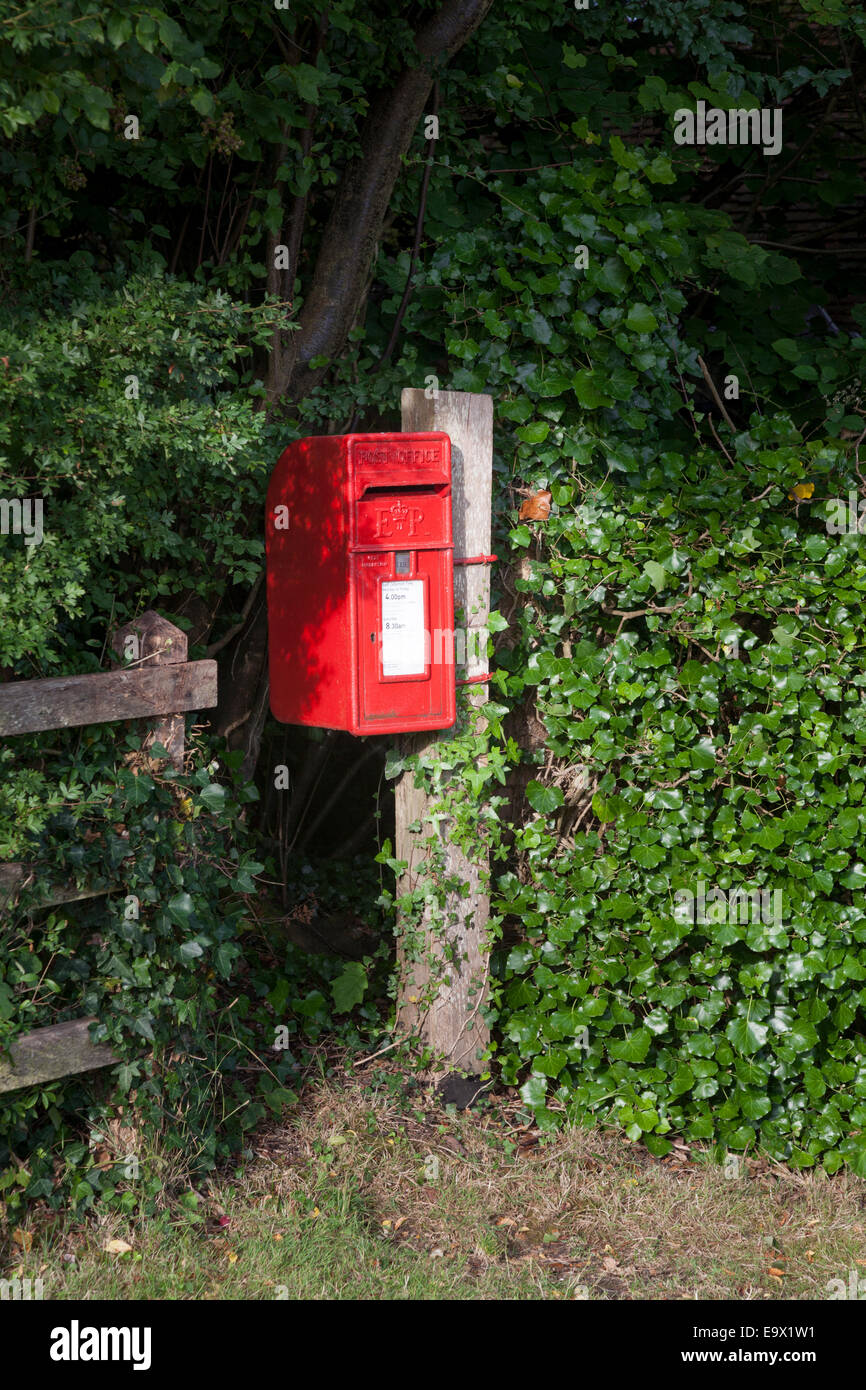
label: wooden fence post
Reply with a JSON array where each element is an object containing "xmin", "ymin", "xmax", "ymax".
[
  {"xmin": 395, "ymin": 389, "xmax": 494, "ymax": 1078},
  {"xmin": 111, "ymin": 610, "xmax": 188, "ymax": 770}
]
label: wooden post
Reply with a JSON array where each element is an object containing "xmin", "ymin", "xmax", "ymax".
[
  {"xmin": 395, "ymin": 389, "xmax": 494, "ymax": 1077},
  {"xmin": 111, "ymin": 610, "xmax": 190, "ymax": 770}
]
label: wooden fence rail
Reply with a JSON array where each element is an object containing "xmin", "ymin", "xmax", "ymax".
[
  {"xmin": 0, "ymin": 662, "xmax": 215, "ymax": 738},
  {"xmin": 0, "ymin": 610, "xmax": 218, "ymax": 1095}
]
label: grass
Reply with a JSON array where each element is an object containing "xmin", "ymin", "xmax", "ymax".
[{"xmin": 4, "ymin": 1067, "xmax": 866, "ymax": 1300}]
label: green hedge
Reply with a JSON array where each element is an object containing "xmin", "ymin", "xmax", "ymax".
[{"xmin": 491, "ymin": 447, "xmax": 866, "ymax": 1173}]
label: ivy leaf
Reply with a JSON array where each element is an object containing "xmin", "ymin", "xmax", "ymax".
[
  {"xmin": 232, "ymin": 859, "xmax": 264, "ymax": 893},
  {"xmin": 534, "ymin": 1048, "xmax": 568, "ymax": 1077},
  {"xmin": 520, "ymin": 1076, "xmax": 548, "ymax": 1108},
  {"xmin": 726, "ymin": 1018, "xmax": 769, "ymax": 1055},
  {"xmin": 214, "ymin": 942, "xmax": 240, "ymax": 978},
  {"xmin": 591, "ymin": 792, "xmax": 619, "ymax": 822},
  {"xmin": 384, "ymin": 748, "xmax": 406, "ymax": 779},
  {"xmin": 168, "ymin": 893, "xmax": 195, "ymax": 926},
  {"xmin": 573, "ymin": 370, "xmax": 613, "ymax": 409},
  {"xmin": 525, "ymin": 311, "xmax": 553, "ymax": 344},
  {"xmin": 115, "ymin": 1063, "xmax": 140, "ymax": 1094},
  {"xmin": 516, "ymin": 421, "xmax": 550, "ymax": 444},
  {"xmin": 839, "ymin": 1136, "xmax": 866, "ymax": 1180},
  {"xmin": 199, "ymin": 783, "xmax": 227, "ymax": 813},
  {"xmin": 608, "ymin": 1028, "xmax": 651, "ymax": 1062},
  {"xmin": 526, "ymin": 781, "xmax": 563, "ymax": 814},
  {"xmin": 643, "ymin": 560, "xmax": 668, "ymax": 593},
  {"xmin": 626, "ymin": 303, "xmax": 658, "ymax": 333},
  {"xmin": 596, "ymin": 255, "xmax": 629, "ymax": 294},
  {"xmin": 331, "ymin": 962, "xmax": 368, "ymax": 1013}
]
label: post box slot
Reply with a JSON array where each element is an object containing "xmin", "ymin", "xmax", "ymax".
[{"xmin": 359, "ymin": 483, "xmax": 448, "ymax": 497}]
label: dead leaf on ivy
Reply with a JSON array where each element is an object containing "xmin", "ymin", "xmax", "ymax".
[{"xmin": 519, "ymin": 490, "xmax": 552, "ymax": 521}]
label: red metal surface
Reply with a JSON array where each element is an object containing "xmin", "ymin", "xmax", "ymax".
[{"xmin": 265, "ymin": 433, "xmax": 455, "ymax": 735}]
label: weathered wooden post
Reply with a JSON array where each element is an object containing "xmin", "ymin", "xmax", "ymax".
[
  {"xmin": 111, "ymin": 609, "xmax": 189, "ymax": 770},
  {"xmin": 395, "ymin": 388, "xmax": 494, "ymax": 1078}
]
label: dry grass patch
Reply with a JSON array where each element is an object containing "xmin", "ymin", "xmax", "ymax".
[
  {"xmin": 252, "ymin": 1071, "xmax": 865, "ymax": 1300},
  {"xmin": 5, "ymin": 1068, "xmax": 866, "ymax": 1300}
]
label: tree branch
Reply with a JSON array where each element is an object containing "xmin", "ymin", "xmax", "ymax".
[
  {"xmin": 205, "ymin": 571, "xmax": 264, "ymax": 658},
  {"xmin": 273, "ymin": 0, "xmax": 494, "ymax": 404}
]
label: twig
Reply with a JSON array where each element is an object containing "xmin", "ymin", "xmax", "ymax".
[
  {"xmin": 697, "ymin": 354, "xmax": 736, "ymax": 431},
  {"xmin": 206, "ymin": 571, "xmax": 264, "ymax": 657},
  {"xmin": 745, "ymin": 483, "xmax": 775, "ymax": 504},
  {"xmin": 197, "ymin": 153, "xmax": 213, "ymax": 269},
  {"xmin": 221, "ymin": 708, "xmax": 251, "ymax": 741},
  {"xmin": 656, "ymin": 772, "xmax": 692, "ymax": 789},
  {"xmin": 352, "ymin": 1038, "xmax": 403, "ymax": 1067},
  {"xmin": 747, "ymin": 241, "xmax": 866, "ymax": 255},
  {"xmin": 688, "ymin": 637, "xmax": 719, "ymax": 663},
  {"xmin": 602, "ymin": 602, "xmax": 683, "ymax": 619},
  {"xmin": 24, "ymin": 205, "xmax": 36, "ymax": 264},
  {"xmin": 708, "ymin": 415, "xmax": 739, "ymax": 469}
]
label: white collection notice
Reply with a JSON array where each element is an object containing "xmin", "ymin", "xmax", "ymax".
[{"xmin": 381, "ymin": 580, "xmax": 426, "ymax": 676}]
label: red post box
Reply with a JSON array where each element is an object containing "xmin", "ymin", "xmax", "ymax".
[{"xmin": 265, "ymin": 432, "xmax": 455, "ymax": 735}]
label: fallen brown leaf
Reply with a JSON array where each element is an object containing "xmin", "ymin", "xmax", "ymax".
[
  {"xmin": 103, "ymin": 1238, "xmax": 133, "ymax": 1256},
  {"xmin": 12, "ymin": 1228, "xmax": 32, "ymax": 1252}
]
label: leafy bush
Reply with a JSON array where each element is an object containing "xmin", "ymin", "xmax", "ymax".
[
  {"xmin": 492, "ymin": 436, "xmax": 866, "ymax": 1174},
  {"xmin": 0, "ymin": 721, "xmax": 384, "ymax": 1215},
  {"xmin": 0, "ymin": 256, "xmax": 277, "ymax": 673}
]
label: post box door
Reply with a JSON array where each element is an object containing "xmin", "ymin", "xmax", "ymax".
[{"xmin": 354, "ymin": 547, "xmax": 454, "ymax": 729}]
